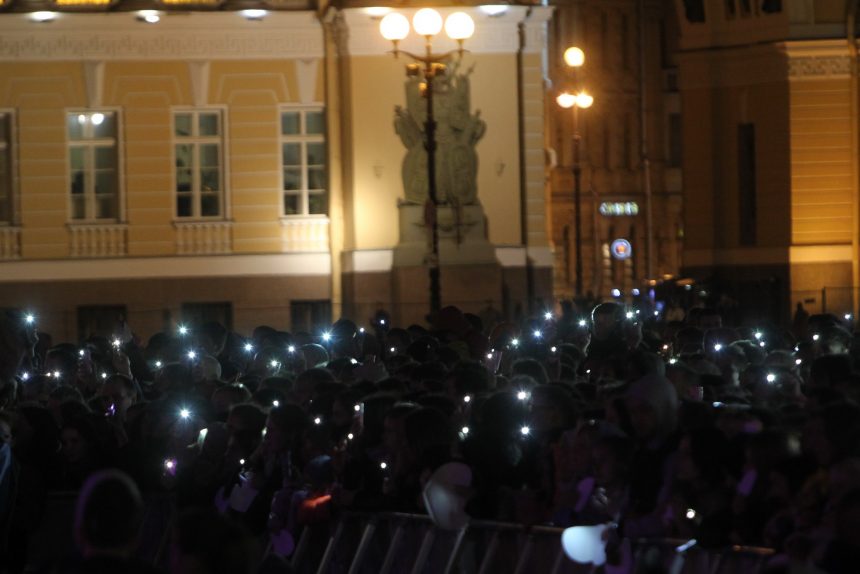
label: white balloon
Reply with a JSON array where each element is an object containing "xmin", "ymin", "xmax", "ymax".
[
  {"xmin": 422, "ymin": 462, "xmax": 472, "ymax": 530},
  {"xmin": 561, "ymin": 524, "xmax": 610, "ymax": 566}
]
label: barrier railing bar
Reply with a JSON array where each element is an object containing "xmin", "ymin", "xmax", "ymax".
[
  {"xmin": 290, "ymin": 526, "xmax": 312, "ymax": 569},
  {"xmin": 550, "ymin": 546, "xmax": 566, "ymax": 574},
  {"xmin": 315, "ymin": 520, "xmax": 345, "ymax": 574},
  {"xmin": 347, "ymin": 518, "xmax": 377, "ymax": 574},
  {"xmin": 513, "ymin": 532, "xmax": 534, "ymax": 574},
  {"xmin": 442, "ymin": 525, "xmax": 469, "ymax": 574},
  {"xmin": 476, "ymin": 531, "xmax": 501, "ymax": 574},
  {"xmin": 409, "ymin": 527, "xmax": 436, "ymax": 574},
  {"xmin": 379, "ymin": 521, "xmax": 406, "ymax": 574}
]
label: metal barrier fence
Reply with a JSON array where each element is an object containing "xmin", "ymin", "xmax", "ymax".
[
  {"xmin": 23, "ymin": 496, "xmax": 774, "ymax": 574},
  {"xmin": 287, "ymin": 513, "xmax": 775, "ymax": 574}
]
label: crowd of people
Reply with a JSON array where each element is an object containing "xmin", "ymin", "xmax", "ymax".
[{"xmin": 0, "ymin": 299, "xmax": 859, "ymax": 574}]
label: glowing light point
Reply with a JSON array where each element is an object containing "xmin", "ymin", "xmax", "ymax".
[
  {"xmin": 626, "ymin": 311, "xmax": 634, "ymax": 319},
  {"xmin": 322, "ymin": 332, "xmax": 332, "ymax": 342},
  {"xmin": 53, "ymin": 370, "xmax": 61, "ymax": 379},
  {"xmin": 164, "ymin": 459, "xmax": 176, "ymax": 470},
  {"xmin": 180, "ymin": 408, "xmax": 191, "ymax": 419},
  {"xmin": 288, "ymin": 345, "xmax": 296, "ymax": 353},
  {"xmin": 813, "ymin": 334, "xmax": 820, "ymax": 341},
  {"xmin": 241, "ymin": 9, "xmax": 267, "ymax": 20},
  {"xmin": 390, "ymin": 347, "xmax": 396, "ymax": 353},
  {"xmin": 272, "ymin": 400, "xmax": 280, "ymax": 407},
  {"xmin": 21, "ymin": 372, "xmax": 30, "ymax": 381},
  {"xmin": 25, "ymin": 314, "xmax": 35, "ymax": 324},
  {"xmin": 354, "ymin": 404, "xmax": 361, "ymax": 412},
  {"xmin": 544, "ymin": 312, "xmax": 553, "ymax": 320},
  {"xmin": 669, "ymin": 358, "xmax": 678, "ymax": 365},
  {"xmin": 766, "ymin": 373, "xmax": 776, "ymax": 383},
  {"xmin": 79, "ymin": 349, "xmax": 86, "ymax": 357},
  {"xmin": 533, "ymin": 330, "xmax": 542, "ymax": 338},
  {"xmin": 380, "ymin": 461, "xmax": 388, "ymax": 470},
  {"xmin": 347, "ymin": 433, "xmax": 354, "ymax": 440},
  {"xmin": 795, "ymin": 358, "xmax": 802, "ymax": 365},
  {"xmin": 314, "ymin": 417, "xmax": 322, "ymax": 425},
  {"xmin": 239, "ymin": 458, "xmax": 245, "ymax": 466},
  {"xmin": 101, "ymin": 373, "xmax": 107, "ymax": 380},
  {"xmin": 187, "ymin": 350, "xmax": 196, "ymax": 360},
  {"xmin": 155, "ymin": 360, "xmax": 163, "ymax": 368},
  {"xmin": 178, "ymin": 325, "xmax": 189, "ymax": 336},
  {"xmin": 463, "ymin": 395, "xmax": 471, "ymax": 403},
  {"xmin": 486, "ymin": 352, "xmax": 494, "ymax": 360},
  {"xmin": 511, "ymin": 338, "xmax": 520, "ymax": 347},
  {"xmin": 551, "ymin": 346, "xmax": 558, "ymax": 353},
  {"xmin": 461, "ymin": 426, "xmax": 470, "ymax": 435},
  {"xmin": 270, "ymin": 360, "xmax": 279, "ymax": 368},
  {"xmin": 578, "ymin": 319, "xmax": 587, "ymax": 327},
  {"xmin": 713, "ymin": 344, "xmax": 722, "ymax": 352},
  {"xmin": 520, "ymin": 426, "xmax": 530, "ymax": 436},
  {"xmin": 754, "ymin": 331, "xmax": 763, "ymax": 340},
  {"xmin": 759, "ymin": 341, "xmax": 766, "ymax": 348},
  {"xmin": 517, "ymin": 391, "xmax": 528, "ymax": 401},
  {"xmin": 686, "ymin": 508, "xmax": 696, "ymax": 520},
  {"xmin": 244, "ymin": 343, "xmax": 253, "ymax": 352}
]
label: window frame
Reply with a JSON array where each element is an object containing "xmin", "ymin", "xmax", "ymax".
[
  {"xmin": 279, "ymin": 105, "xmax": 328, "ymax": 218},
  {"xmin": 0, "ymin": 109, "xmax": 18, "ymax": 226},
  {"xmin": 171, "ymin": 106, "xmax": 229, "ymax": 221},
  {"xmin": 65, "ymin": 108, "xmax": 124, "ymax": 223}
]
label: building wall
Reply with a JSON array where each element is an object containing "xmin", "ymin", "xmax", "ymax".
[
  {"xmin": 0, "ymin": 7, "xmax": 556, "ymax": 340},
  {"xmin": 548, "ymin": 0, "xmax": 683, "ymax": 302}
]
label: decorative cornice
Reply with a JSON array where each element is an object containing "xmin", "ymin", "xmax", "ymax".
[
  {"xmin": 0, "ymin": 12, "xmax": 324, "ymax": 61},
  {"xmin": 788, "ymin": 56, "xmax": 851, "ymax": 78}
]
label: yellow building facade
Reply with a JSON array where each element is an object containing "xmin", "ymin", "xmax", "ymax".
[
  {"xmin": 0, "ymin": 5, "xmax": 554, "ymax": 340},
  {"xmin": 674, "ymin": 0, "xmax": 860, "ymax": 321}
]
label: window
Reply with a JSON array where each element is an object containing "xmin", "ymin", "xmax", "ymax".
[
  {"xmin": 181, "ymin": 302, "xmax": 233, "ymax": 331},
  {"xmin": 77, "ymin": 305, "xmax": 127, "ymax": 341},
  {"xmin": 0, "ymin": 112, "xmax": 13, "ymax": 224},
  {"xmin": 738, "ymin": 123, "xmax": 757, "ymax": 246},
  {"xmin": 68, "ymin": 111, "xmax": 119, "ymax": 221},
  {"xmin": 281, "ymin": 108, "xmax": 327, "ymax": 216},
  {"xmin": 290, "ymin": 300, "xmax": 331, "ymax": 333},
  {"xmin": 668, "ymin": 113, "xmax": 683, "ymax": 168},
  {"xmin": 174, "ymin": 110, "xmax": 224, "ymax": 218}
]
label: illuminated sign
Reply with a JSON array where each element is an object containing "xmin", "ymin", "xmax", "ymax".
[
  {"xmin": 599, "ymin": 202, "xmax": 639, "ymax": 216},
  {"xmin": 610, "ymin": 238, "xmax": 632, "ymax": 260}
]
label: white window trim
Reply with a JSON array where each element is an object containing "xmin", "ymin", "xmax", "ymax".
[
  {"xmin": 279, "ymin": 105, "xmax": 327, "ymax": 219},
  {"xmin": 65, "ymin": 107, "xmax": 126, "ymax": 224},
  {"xmin": 171, "ymin": 106, "xmax": 230, "ymax": 221},
  {"xmin": 0, "ymin": 109, "xmax": 18, "ymax": 226}
]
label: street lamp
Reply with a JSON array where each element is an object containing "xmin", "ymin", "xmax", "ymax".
[
  {"xmin": 380, "ymin": 9, "xmax": 475, "ymax": 320},
  {"xmin": 556, "ymin": 46, "xmax": 593, "ymax": 298}
]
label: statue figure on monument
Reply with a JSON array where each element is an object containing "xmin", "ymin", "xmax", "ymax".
[{"xmin": 394, "ymin": 62, "xmax": 486, "ymax": 206}]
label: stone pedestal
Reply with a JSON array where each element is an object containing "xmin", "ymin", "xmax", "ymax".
[
  {"xmin": 391, "ymin": 201, "xmax": 503, "ymax": 325},
  {"xmin": 393, "ymin": 201, "xmax": 498, "ymax": 266}
]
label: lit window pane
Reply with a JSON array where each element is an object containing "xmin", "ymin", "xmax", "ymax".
[
  {"xmin": 282, "ymin": 143, "xmax": 301, "ymax": 166},
  {"xmin": 306, "ymin": 111, "xmax": 325, "ymax": 135},
  {"xmin": 308, "ymin": 193, "xmax": 326, "ymax": 215},
  {"xmin": 92, "ymin": 113, "xmax": 115, "ymax": 139},
  {"xmin": 281, "ymin": 112, "xmax": 300, "ymax": 135},
  {"xmin": 307, "ymin": 142, "xmax": 326, "ymax": 165},
  {"xmin": 95, "ymin": 194, "xmax": 116, "ymax": 219},
  {"xmin": 177, "ymin": 194, "xmax": 192, "ymax": 217},
  {"xmin": 67, "ymin": 114, "xmax": 85, "ymax": 140},
  {"xmin": 176, "ymin": 168, "xmax": 192, "ymax": 193},
  {"xmin": 201, "ymin": 193, "xmax": 220, "ymax": 217},
  {"xmin": 308, "ymin": 167, "xmax": 325, "ymax": 190},
  {"xmin": 200, "ymin": 168, "xmax": 219, "ymax": 192},
  {"xmin": 70, "ymin": 170, "xmax": 86, "ymax": 195},
  {"xmin": 199, "ymin": 113, "xmax": 219, "ymax": 137},
  {"xmin": 95, "ymin": 170, "xmax": 116, "ymax": 197},
  {"xmin": 70, "ymin": 147, "xmax": 86, "ymax": 171},
  {"xmin": 283, "ymin": 168, "xmax": 301, "ymax": 191},
  {"xmin": 71, "ymin": 196, "xmax": 86, "ymax": 220},
  {"xmin": 199, "ymin": 144, "xmax": 219, "ymax": 168},
  {"xmin": 175, "ymin": 114, "xmax": 192, "ymax": 137},
  {"xmin": 95, "ymin": 146, "xmax": 115, "ymax": 170},
  {"xmin": 283, "ymin": 194, "xmax": 300, "ymax": 215}
]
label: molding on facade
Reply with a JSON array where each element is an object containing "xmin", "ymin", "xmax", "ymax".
[
  {"xmin": 527, "ymin": 246, "xmax": 554, "ymax": 268},
  {"xmin": 339, "ymin": 6, "xmax": 552, "ymax": 57},
  {"xmin": 789, "ymin": 244, "xmax": 853, "ymax": 264},
  {"xmin": 0, "ymin": 226, "xmax": 21, "ymax": 261},
  {"xmin": 174, "ymin": 221, "xmax": 233, "ymax": 255},
  {"xmin": 0, "ymin": 252, "xmax": 332, "ymax": 282},
  {"xmin": 684, "ymin": 247, "xmax": 789, "ymax": 267},
  {"xmin": 783, "ymin": 39, "xmax": 852, "ymax": 79},
  {"xmin": 281, "ymin": 217, "xmax": 330, "ymax": 253},
  {"xmin": 69, "ymin": 223, "xmax": 128, "ymax": 258},
  {"xmin": 0, "ymin": 12, "xmax": 324, "ymax": 61},
  {"xmin": 341, "ymin": 249, "xmax": 393, "ymax": 273}
]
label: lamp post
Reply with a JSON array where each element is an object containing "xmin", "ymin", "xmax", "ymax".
[
  {"xmin": 556, "ymin": 46, "xmax": 593, "ymax": 299},
  {"xmin": 379, "ymin": 9, "xmax": 475, "ymax": 321}
]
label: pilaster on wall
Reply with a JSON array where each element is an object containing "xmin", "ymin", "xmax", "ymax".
[{"xmin": 520, "ymin": 10, "xmax": 553, "ymax": 253}]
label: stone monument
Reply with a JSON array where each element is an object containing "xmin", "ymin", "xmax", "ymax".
[{"xmin": 391, "ymin": 62, "xmax": 502, "ymax": 322}]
